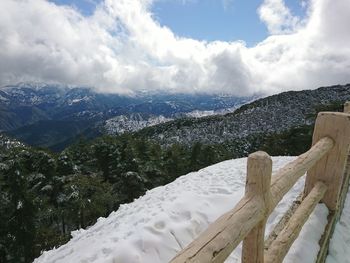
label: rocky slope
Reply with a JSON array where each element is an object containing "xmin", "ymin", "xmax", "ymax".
[{"xmin": 137, "ymin": 84, "xmax": 350, "ymax": 148}]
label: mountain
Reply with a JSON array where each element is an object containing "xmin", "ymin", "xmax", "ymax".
[
  {"xmin": 8, "ymin": 120, "xmax": 101, "ymax": 151},
  {"xmin": 0, "ymin": 82, "xmax": 252, "ymax": 149},
  {"xmin": 102, "ymin": 102, "xmax": 254, "ymax": 135},
  {"xmin": 0, "ymin": 82, "xmax": 253, "ymax": 129},
  {"xmin": 137, "ymin": 84, "xmax": 350, "ymax": 154},
  {"xmin": 4, "ymin": 82, "xmax": 349, "ymax": 153},
  {"xmin": 103, "ymin": 113, "xmax": 173, "ymax": 135},
  {"xmin": 2, "ymin": 84, "xmax": 349, "ymax": 262}
]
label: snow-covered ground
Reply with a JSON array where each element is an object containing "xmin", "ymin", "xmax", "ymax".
[
  {"xmin": 35, "ymin": 156, "xmax": 347, "ymax": 263},
  {"xmin": 326, "ymin": 183, "xmax": 350, "ymax": 263}
]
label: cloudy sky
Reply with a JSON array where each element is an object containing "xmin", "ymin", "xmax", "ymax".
[{"xmin": 0, "ymin": 0, "xmax": 349, "ymax": 96}]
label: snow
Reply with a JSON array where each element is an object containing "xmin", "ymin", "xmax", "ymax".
[
  {"xmin": 326, "ymin": 185, "xmax": 350, "ymax": 263},
  {"xmin": 34, "ymin": 157, "xmax": 330, "ymax": 263},
  {"xmin": 68, "ymin": 96, "xmax": 91, "ymax": 105},
  {"xmin": 0, "ymin": 134, "xmax": 25, "ymax": 149},
  {"xmin": 185, "ymin": 110, "xmax": 215, "ymax": 118},
  {"xmin": 184, "ymin": 107, "xmax": 239, "ymax": 118},
  {"xmin": 104, "ymin": 114, "xmax": 172, "ymax": 134},
  {"xmin": 17, "ymin": 201, "xmax": 23, "ymax": 210},
  {"xmin": 0, "ymin": 94, "xmax": 8, "ymax": 101},
  {"xmin": 285, "ymin": 205, "xmax": 328, "ymax": 263}
]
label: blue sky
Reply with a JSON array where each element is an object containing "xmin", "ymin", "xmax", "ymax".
[
  {"xmin": 50, "ymin": 0, "xmax": 306, "ymax": 46},
  {"xmin": 49, "ymin": 0, "xmax": 98, "ymax": 15}
]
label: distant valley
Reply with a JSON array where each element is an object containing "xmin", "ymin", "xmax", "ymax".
[
  {"xmin": 1, "ymin": 83, "xmax": 349, "ymax": 263},
  {"xmin": 0, "ymin": 82, "xmax": 253, "ymax": 150},
  {"xmin": 1, "ymin": 83, "xmax": 349, "ymax": 154}
]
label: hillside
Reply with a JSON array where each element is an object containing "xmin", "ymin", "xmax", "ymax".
[
  {"xmin": 137, "ymin": 85, "xmax": 350, "ymax": 154},
  {"xmin": 1, "ymin": 84, "xmax": 349, "ymax": 263},
  {"xmin": 8, "ymin": 120, "xmax": 99, "ymax": 150},
  {"xmin": 34, "ymin": 156, "xmax": 338, "ymax": 263},
  {"xmin": 0, "ymin": 133, "xmax": 26, "ymax": 151},
  {"xmin": 103, "ymin": 113, "xmax": 172, "ymax": 135},
  {"xmin": 0, "ymin": 134, "xmax": 235, "ymax": 262},
  {"xmin": 3, "ymin": 83, "xmax": 348, "ymax": 152},
  {"xmin": 0, "ymin": 82, "xmax": 251, "ymax": 149}
]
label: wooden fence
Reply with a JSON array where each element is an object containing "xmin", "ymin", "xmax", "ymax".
[{"xmin": 170, "ymin": 103, "xmax": 350, "ymax": 263}]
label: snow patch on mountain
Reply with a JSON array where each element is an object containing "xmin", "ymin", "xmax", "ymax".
[
  {"xmin": 104, "ymin": 114, "xmax": 173, "ymax": 134},
  {"xmin": 0, "ymin": 134, "xmax": 25, "ymax": 149},
  {"xmin": 34, "ymin": 156, "xmax": 333, "ymax": 263},
  {"xmin": 0, "ymin": 94, "xmax": 8, "ymax": 102},
  {"xmin": 184, "ymin": 106, "xmax": 241, "ymax": 118},
  {"xmin": 185, "ymin": 110, "xmax": 216, "ymax": 118}
]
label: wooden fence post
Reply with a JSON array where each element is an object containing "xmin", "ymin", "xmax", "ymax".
[
  {"xmin": 304, "ymin": 112, "xmax": 350, "ymax": 211},
  {"xmin": 242, "ymin": 151, "xmax": 272, "ymax": 263},
  {"xmin": 338, "ymin": 102, "xmax": 350, "ymax": 215},
  {"xmin": 344, "ymin": 101, "xmax": 350, "ymax": 113}
]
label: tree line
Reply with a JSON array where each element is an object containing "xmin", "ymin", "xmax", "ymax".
[
  {"xmin": 0, "ymin": 135, "xmax": 232, "ymax": 262},
  {"xmin": 1, "ymin": 101, "xmax": 342, "ymax": 262}
]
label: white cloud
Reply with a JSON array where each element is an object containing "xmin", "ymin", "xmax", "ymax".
[
  {"xmin": 0, "ymin": 0, "xmax": 349, "ymax": 96},
  {"xmin": 258, "ymin": 0, "xmax": 301, "ymax": 34}
]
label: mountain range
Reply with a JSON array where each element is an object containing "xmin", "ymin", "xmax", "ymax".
[
  {"xmin": 136, "ymin": 84, "xmax": 350, "ymax": 155},
  {"xmin": 0, "ymin": 82, "xmax": 253, "ymax": 150},
  {"xmin": 1, "ymin": 82, "xmax": 349, "ymax": 153},
  {"xmin": 1, "ymin": 82, "xmax": 349, "ymax": 263}
]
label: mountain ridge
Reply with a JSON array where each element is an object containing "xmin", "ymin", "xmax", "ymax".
[
  {"xmin": 136, "ymin": 84, "xmax": 350, "ymax": 150},
  {"xmin": 1, "ymin": 82, "xmax": 252, "ymax": 148}
]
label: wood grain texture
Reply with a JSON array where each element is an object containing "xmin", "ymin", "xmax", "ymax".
[
  {"xmin": 171, "ymin": 138, "xmax": 334, "ymax": 263},
  {"xmin": 170, "ymin": 196, "xmax": 265, "ymax": 263},
  {"xmin": 171, "ymin": 112, "xmax": 348, "ymax": 263},
  {"xmin": 265, "ymin": 182, "xmax": 327, "ymax": 263},
  {"xmin": 170, "ymin": 152, "xmax": 273, "ymax": 263},
  {"xmin": 242, "ymin": 152, "xmax": 272, "ymax": 263},
  {"xmin": 264, "ymin": 193, "xmax": 303, "ymax": 250},
  {"xmin": 304, "ymin": 112, "xmax": 350, "ymax": 210},
  {"xmin": 316, "ymin": 103, "xmax": 350, "ymax": 263},
  {"xmin": 270, "ymin": 136, "xmax": 333, "ymax": 208},
  {"xmin": 344, "ymin": 101, "xmax": 350, "ymax": 113}
]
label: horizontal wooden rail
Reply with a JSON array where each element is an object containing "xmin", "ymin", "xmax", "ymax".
[
  {"xmin": 270, "ymin": 136, "xmax": 334, "ymax": 209},
  {"xmin": 171, "ymin": 106, "xmax": 350, "ymax": 263},
  {"xmin": 305, "ymin": 112, "xmax": 350, "ymax": 210},
  {"xmin": 265, "ymin": 181, "xmax": 327, "ymax": 263},
  {"xmin": 170, "ymin": 137, "xmax": 334, "ymax": 263},
  {"xmin": 170, "ymin": 195, "xmax": 266, "ymax": 263},
  {"xmin": 315, "ymin": 106, "xmax": 350, "ymax": 263}
]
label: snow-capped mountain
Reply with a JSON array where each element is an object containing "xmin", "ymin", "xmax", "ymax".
[
  {"xmin": 137, "ymin": 84, "xmax": 350, "ymax": 152},
  {"xmin": 104, "ymin": 113, "xmax": 173, "ymax": 135},
  {"xmin": 0, "ymin": 82, "xmax": 252, "ymax": 149},
  {"xmin": 0, "ymin": 82, "xmax": 252, "ymax": 127}
]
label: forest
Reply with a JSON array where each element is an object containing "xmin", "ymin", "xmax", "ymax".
[
  {"xmin": 0, "ymin": 101, "xmax": 342, "ymax": 263},
  {"xmin": 0, "ymin": 134, "xmax": 234, "ymax": 262}
]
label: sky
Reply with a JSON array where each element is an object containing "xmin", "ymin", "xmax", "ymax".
[{"xmin": 0, "ymin": 0, "xmax": 349, "ymax": 96}]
